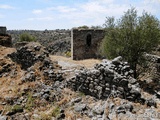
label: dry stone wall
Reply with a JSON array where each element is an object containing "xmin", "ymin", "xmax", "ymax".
[{"xmin": 68, "ymin": 56, "xmax": 148, "ymax": 104}]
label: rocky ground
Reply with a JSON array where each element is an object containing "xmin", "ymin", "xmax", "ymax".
[{"xmin": 0, "ymin": 41, "xmax": 160, "ymax": 120}]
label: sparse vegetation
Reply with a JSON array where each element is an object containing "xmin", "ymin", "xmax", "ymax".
[
  {"xmin": 51, "ymin": 106, "xmax": 60, "ymax": 117},
  {"xmin": 3, "ymin": 105, "xmax": 23, "ymax": 114},
  {"xmin": 78, "ymin": 25, "xmax": 89, "ymax": 29},
  {"xmin": 101, "ymin": 7, "xmax": 160, "ymax": 78},
  {"xmin": 65, "ymin": 51, "xmax": 71, "ymax": 57},
  {"xmin": 78, "ymin": 92, "xmax": 85, "ymax": 97},
  {"xmin": 11, "ymin": 105, "xmax": 23, "ymax": 113},
  {"xmin": 37, "ymin": 112, "xmax": 52, "ymax": 120},
  {"xmin": 25, "ymin": 92, "xmax": 35, "ymax": 111}
]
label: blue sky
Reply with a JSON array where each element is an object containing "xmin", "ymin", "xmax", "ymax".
[{"xmin": 0, "ymin": 0, "xmax": 160, "ymax": 30}]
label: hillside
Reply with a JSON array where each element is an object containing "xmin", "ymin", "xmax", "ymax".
[
  {"xmin": 0, "ymin": 41, "xmax": 160, "ymax": 119},
  {"xmin": 7, "ymin": 29, "xmax": 71, "ymax": 56}
]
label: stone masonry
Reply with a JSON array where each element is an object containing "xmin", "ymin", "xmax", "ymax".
[
  {"xmin": 71, "ymin": 28, "xmax": 105, "ymax": 60},
  {"xmin": 0, "ymin": 26, "xmax": 12, "ymax": 47},
  {"xmin": 0, "ymin": 26, "xmax": 6, "ymax": 35}
]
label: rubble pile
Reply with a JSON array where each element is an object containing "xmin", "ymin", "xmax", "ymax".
[
  {"xmin": 0, "ymin": 58, "xmax": 18, "ymax": 77},
  {"xmin": 8, "ymin": 42, "xmax": 49, "ymax": 69},
  {"xmin": 8, "ymin": 42, "xmax": 63, "ymax": 82},
  {"xmin": 139, "ymin": 53, "xmax": 160, "ymax": 98},
  {"xmin": 68, "ymin": 56, "xmax": 146, "ymax": 103},
  {"xmin": 145, "ymin": 53, "xmax": 160, "ymax": 73}
]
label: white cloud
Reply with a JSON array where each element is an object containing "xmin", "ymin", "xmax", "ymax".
[
  {"xmin": 0, "ymin": 4, "xmax": 15, "ymax": 9},
  {"xmin": 57, "ymin": 1, "xmax": 130, "ymax": 27},
  {"xmin": 81, "ymin": 1, "xmax": 106, "ymax": 13},
  {"xmin": 56, "ymin": 6, "xmax": 77, "ymax": 13},
  {"xmin": 28, "ymin": 17, "xmax": 54, "ymax": 21},
  {"xmin": 47, "ymin": 6, "xmax": 77, "ymax": 13},
  {"xmin": 27, "ymin": 0, "xmax": 160, "ymax": 29},
  {"xmin": 32, "ymin": 9, "xmax": 43, "ymax": 14}
]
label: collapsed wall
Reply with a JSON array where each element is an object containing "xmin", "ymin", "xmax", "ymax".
[
  {"xmin": 67, "ymin": 56, "xmax": 148, "ymax": 104},
  {"xmin": 139, "ymin": 53, "xmax": 160, "ymax": 97},
  {"xmin": 8, "ymin": 42, "xmax": 63, "ymax": 82}
]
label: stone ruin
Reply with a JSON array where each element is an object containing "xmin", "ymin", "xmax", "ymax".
[
  {"xmin": 8, "ymin": 42, "xmax": 63, "ymax": 82},
  {"xmin": 67, "ymin": 56, "xmax": 157, "ymax": 106},
  {"xmin": 0, "ymin": 26, "xmax": 6, "ymax": 34},
  {"xmin": 0, "ymin": 26, "xmax": 12, "ymax": 47},
  {"xmin": 71, "ymin": 28, "xmax": 105, "ymax": 60}
]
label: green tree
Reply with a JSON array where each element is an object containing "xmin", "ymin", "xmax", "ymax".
[
  {"xmin": 19, "ymin": 33, "xmax": 36, "ymax": 42},
  {"xmin": 101, "ymin": 7, "xmax": 160, "ymax": 78}
]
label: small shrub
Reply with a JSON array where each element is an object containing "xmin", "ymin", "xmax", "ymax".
[
  {"xmin": 19, "ymin": 33, "xmax": 36, "ymax": 42},
  {"xmin": 51, "ymin": 106, "xmax": 60, "ymax": 117},
  {"xmin": 78, "ymin": 92, "xmax": 85, "ymax": 97},
  {"xmin": 4, "ymin": 105, "xmax": 23, "ymax": 114},
  {"xmin": 12, "ymin": 105, "xmax": 23, "ymax": 113},
  {"xmin": 65, "ymin": 51, "xmax": 71, "ymax": 57},
  {"xmin": 25, "ymin": 92, "xmax": 35, "ymax": 111},
  {"xmin": 78, "ymin": 25, "xmax": 89, "ymax": 29}
]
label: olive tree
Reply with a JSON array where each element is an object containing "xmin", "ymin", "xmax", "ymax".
[{"xmin": 101, "ymin": 7, "xmax": 160, "ymax": 78}]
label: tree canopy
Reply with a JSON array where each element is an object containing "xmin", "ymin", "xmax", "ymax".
[{"xmin": 101, "ymin": 7, "xmax": 160, "ymax": 78}]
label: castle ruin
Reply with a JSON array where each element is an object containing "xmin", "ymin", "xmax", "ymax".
[
  {"xmin": 71, "ymin": 28, "xmax": 105, "ymax": 60},
  {"xmin": 0, "ymin": 26, "xmax": 7, "ymax": 35},
  {"xmin": 0, "ymin": 26, "xmax": 12, "ymax": 47}
]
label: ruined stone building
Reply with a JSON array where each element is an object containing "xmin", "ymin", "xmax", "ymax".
[
  {"xmin": 0, "ymin": 26, "xmax": 6, "ymax": 35},
  {"xmin": 71, "ymin": 28, "xmax": 105, "ymax": 60},
  {"xmin": 0, "ymin": 26, "xmax": 12, "ymax": 47}
]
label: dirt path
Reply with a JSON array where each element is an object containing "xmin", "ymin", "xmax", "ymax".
[
  {"xmin": 50, "ymin": 55, "xmax": 101, "ymax": 69},
  {"xmin": 50, "ymin": 55, "xmax": 102, "ymax": 79}
]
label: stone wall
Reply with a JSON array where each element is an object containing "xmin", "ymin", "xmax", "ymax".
[
  {"xmin": 71, "ymin": 29, "xmax": 105, "ymax": 60},
  {"xmin": 0, "ymin": 26, "xmax": 12, "ymax": 47},
  {"xmin": 67, "ymin": 56, "xmax": 147, "ymax": 104},
  {"xmin": 0, "ymin": 26, "xmax": 7, "ymax": 35}
]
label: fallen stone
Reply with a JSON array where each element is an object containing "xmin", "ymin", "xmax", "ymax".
[{"xmin": 74, "ymin": 104, "xmax": 87, "ymax": 112}]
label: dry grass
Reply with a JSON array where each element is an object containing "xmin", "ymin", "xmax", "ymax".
[
  {"xmin": 0, "ymin": 60, "xmax": 38, "ymax": 99},
  {"xmin": 0, "ymin": 46, "xmax": 16, "ymax": 58}
]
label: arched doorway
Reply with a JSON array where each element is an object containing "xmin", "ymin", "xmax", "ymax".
[{"xmin": 86, "ymin": 34, "xmax": 91, "ymax": 47}]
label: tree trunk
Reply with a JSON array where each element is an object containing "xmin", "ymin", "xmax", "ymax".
[{"xmin": 131, "ymin": 62, "xmax": 137, "ymax": 78}]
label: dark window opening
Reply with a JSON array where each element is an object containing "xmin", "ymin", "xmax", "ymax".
[{"xmin": 86, "ymin": 34, "xmax": 91, "ymax": 47}]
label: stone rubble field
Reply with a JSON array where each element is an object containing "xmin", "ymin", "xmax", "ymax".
[{"xmin": 0, "ymin": 42, "xmax": 160, "ymax": 120}]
